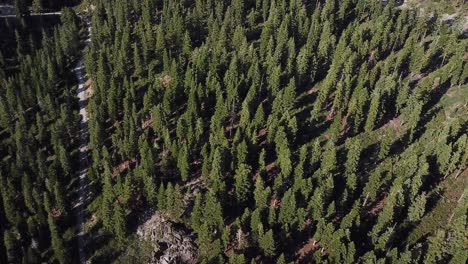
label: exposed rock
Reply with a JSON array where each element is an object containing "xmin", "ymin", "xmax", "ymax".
[
  {"xmin": 161, "ymin": 75, "xmax": 173, "ymax": 88},
  {"xmin": 137, "ymin": 213, "xmax": 199, "ymax": 264},
  {"xmin": 441, "ymin": 13, "xmax": 458, "ymax": 26},
  {"xmin": 396, "ymin": 2, "xmax": 468, "ymax": 38},
  {"xmin": 462, "ymin": 16, "xmax": 468, "ymax": 37}
]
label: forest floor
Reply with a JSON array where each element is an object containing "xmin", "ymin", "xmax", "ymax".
[
  {"xmin": 72, "ymin": 15, "xmax": 92, "ymax": 264},
  {"xmin": 407, "ymin": 167, "xmax": 468, "ymax": 245}
]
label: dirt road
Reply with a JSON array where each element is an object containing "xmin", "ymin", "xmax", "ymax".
[{"xmin": 72, "ymin": 15, "xmax": 91, "ymax": 264}]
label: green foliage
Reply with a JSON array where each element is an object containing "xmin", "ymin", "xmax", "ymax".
[
  {"xmin": 278, "ymin": 189, "xmax": 296, "ymax": 227},
  {"xmin": 2, "ymin": 0, "xmax": 467, "ymax": 262},
  {"xmin": 259, "ymin": 229, "xmax": 276, "ymax": 257},
  {"xmin": 235, "ymin": 163, "xmax": 252, "ymax": 205},
  {"xmin": 48, "ymin": 214, "xmax": 68, "ymax": 264}
]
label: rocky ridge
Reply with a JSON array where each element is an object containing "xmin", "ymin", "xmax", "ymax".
[{"xmin": 137, "ymin": 213, "xmax": 199, "ymax": 264}]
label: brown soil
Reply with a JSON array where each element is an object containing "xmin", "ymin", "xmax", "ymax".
[
  {"xmin": 326, "ymin": 108, "xmax": 335, "ymax": 121},
  {"xmin": 257, "ymin": 128, "xmax": 267, "ymax": 138},
  {"xmin": 296, "ymin": 238, "xmax": 321, "ymax": 260},
  {"xmin": 270, "ymin": 198, "xmax": 280, "ymax": 208},
  {"xmin": 444, "ymin": 168, "xmax": 468, "ymax": 202},
  {"xmin": 112, "ymin": 159, "xmax": 137, "ymax": 176},
  {"xmin": 85, "ymin": 78, "xmax": 94, "ymax": 97},
  {"xmin": 142, "ymin": 117, "xmax": 153, "ymax": 129},
  {"xmin": 308, "ymin": 86, "xmax": 320, "ymax": 94},
  {"xmin": 52, "ymin": 208, "xmax": 62, "ymax": 219},
  {"xmin": 369, "ymin": 194, "xmax": 388, "ymax": 216},
  {"xmin": 162, "ymin": 74, "xmax": 172, "ymax": 87},
  {"xmin": 265, "ymin": 162, "xmax": 280, "ymax": 180}
]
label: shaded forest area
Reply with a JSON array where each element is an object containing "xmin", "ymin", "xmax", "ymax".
[
  {"xmin": 0, "ymin": 15, "xmax": 61, "ymax": 65},
  {"xmin": 0, "ymin": 8, "xmax": 87, "ymax": 264},
  {"xmin": 1, "ymin": 0, "xmax": 468, "ymax": 263}
]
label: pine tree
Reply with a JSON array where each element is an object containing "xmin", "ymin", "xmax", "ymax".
[
  {"xmin": 209, "ymin": 148, "xmax": 226, "ymax": 197},
  {"xmin": 0, "ymin": 174, "xmax": 19, "ymax": 225},
  {"xmin": 229, "ymin": 253, "xmax": 246, "ymax": 264},
  {"xmin": 53, "ymin": 182, "xmax": 67, "ymax": 216},
  {"xmin": 101, "ymin": 169, "xmax": 114, "ymax": 231},
  {"xmin": 170, "ymin": 184, "xmax": 184, "ymax": 220},
  {"xmin": 250, "ymin": 208, "xmax": 263, "ymax": 242},
  {"xmin": 407, "ymin": 193, "xmax": 427, "ymax": 222},
  {"xmin": 283, "ymin": 78, "xmax": 297, "ymax": 111},
  {"xmin": 407, "ymin": 100, "xmax": 422, "ymax": 142},
  {"xmin": 236, "ymin": 140, "xmax": 248, "ymax": 166},
  {"xmin": 113, "ymin": 201, "xmax": 127, "ymax": 243},
  {"xmin": 142, "ymin": 168, "xmax": 157, "ymax": 204},
  {"xmin": 48, "ymin": 214, "xmax": 68, "ymax": 264},
  {"xmin": 177, "ymin": 144, "xmax": 190, "ymax": 182},
  {"xmin": 365, "ymin": 88, "xmax": 382, "ymax": 132},
  {"xmin": 157, "ymin": 183, "xmax": 166, "ymax": 210},
  {"xmin": 133, "ymin": 43, "xmax": 143, "ymax": 75},
  {"xmin": 345, "ymin": 137, "xmax": 362, "ymax": 193},
  {"xmin": 203, "ymin": 191, "xmax": 224, "ymax": 233},
  {"xmin": 197, "ymin": 223, "xmax": 223, "ymax": 262},
  {"xmin": 165, "ymin": 182, "xmax": 174, "ymax": 213},
  {"xmin": 321, "ymin": 141, "xmax": 337, "ymax": 176},
  {"xmin": 423, "ymin": 230, "xmax": 446, "ymax": 263},
  {"xmin": 278, "ymin": 189, "xmax": 296, "ymax": 227},
  {"xmin": 268, "ymin": 206, "xmax": 277, "ymax": 227},
  {"xmin": 4, "ymin": 229, "xmax": 19, "ymax": 263},
  {"xmin": 254, "ymin": 176, "xmax": 269, "ymax": 209},
  {"xmin": 259, "ymin": 229, "xmax": 276, "ymax": 257},
  {"xmin": 22, "ymin": 174, "xmax": 36, "ymax": 213},
  {"xmin": 0, "ymin": 95, "xmax": 12, "ymax": 128},
  {"xmin": 277, "ymin": 254, "xmax": 286, "ymax": 264},
  {"xmin": 235, "ymin": 163, "xmax": 252, "ymax": 205},
  {"xmin": 191, "ymin": 193, "xmax": 203, "ymax": 230},
  {"xmin": 378, "ymin": 132, "xmax": 392, "ymax": 160},
  {"xmin": 275, "ymin": 126, "xmax": 292, "ymax": 177},
  {"xmin": 151, "ymin": 105, "xmax": 165, "ymax": 134}
]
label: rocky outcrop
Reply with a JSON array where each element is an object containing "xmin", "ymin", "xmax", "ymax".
[
  {"xmin": 440, "ymin": 13, "xmax": 468, "ymax": 38},
  {"xmin": 137, "ymin": 213, "xmax": 198, "ymax": 264},
  {"xmin": 462, "ymin": 16, "xmax": 468, "ymax": 37},
  {"xmin": 441, "ymin": 13, "xmax": 458, "ymax": 26}
]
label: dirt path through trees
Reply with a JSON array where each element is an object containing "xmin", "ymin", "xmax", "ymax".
[{"xmin": 72, "ymin": 15, "xmax": 91, "ymax": 264}]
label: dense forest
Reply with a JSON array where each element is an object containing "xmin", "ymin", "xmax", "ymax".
[
  {"xmin": 1, "ymin": 0, "xmax": 467, "ymax": 263},
  {"xmin": 0, "ymin": 8, "xmax": 84, "ymax": 263}
]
